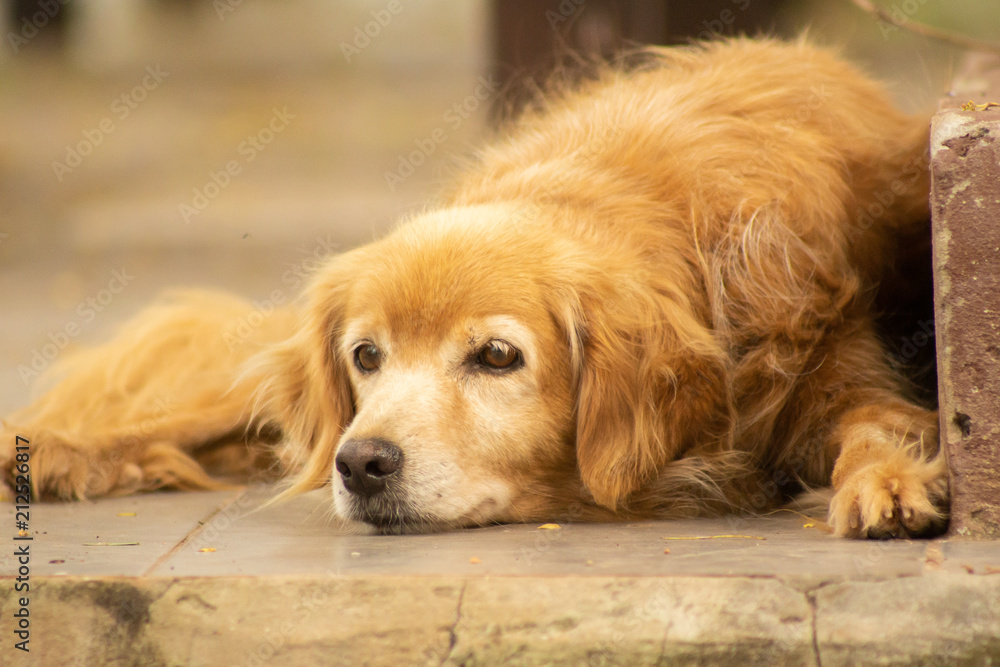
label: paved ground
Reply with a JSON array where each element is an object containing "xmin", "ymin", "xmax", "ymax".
[{"xmin": 2, "ymin": 487, "xmax": 999, "ymax": 665}]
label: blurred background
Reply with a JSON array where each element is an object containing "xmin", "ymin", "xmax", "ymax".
[{"xmin": 1, "ymin": 0, "xmax": 999, "ymax": 414}]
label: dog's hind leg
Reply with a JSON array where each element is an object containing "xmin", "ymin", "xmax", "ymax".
[{"xmin": 1, "ymin": 290, "xmax": 295, "ymax": 500}]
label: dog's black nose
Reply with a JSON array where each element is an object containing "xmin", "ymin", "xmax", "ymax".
[{"xmin": 335, "ymin": 438, "xmax": 403, "ymax": 497}]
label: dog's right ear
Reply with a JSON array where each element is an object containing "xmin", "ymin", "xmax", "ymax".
[
  {"xmin": 551, "ymin": 253, "xmax": 733, "ymax": 512},
  {"xmin": 246, "ymin": 258, "xmax": 357, "ymax": 496}
]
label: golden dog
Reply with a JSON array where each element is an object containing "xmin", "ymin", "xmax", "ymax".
[{"xmin": 3, "ymin": 38, "xmax": 948, "ymax": 538}]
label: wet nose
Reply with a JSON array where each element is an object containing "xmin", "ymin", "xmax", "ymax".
[{"xmin": 335, "ymin": 438, "xmax": 403, "ymax": 497}]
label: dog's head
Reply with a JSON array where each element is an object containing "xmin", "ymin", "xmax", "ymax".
[{"xmin": 257, "ymin": 204, "xmax": 728, "ymax": 533}]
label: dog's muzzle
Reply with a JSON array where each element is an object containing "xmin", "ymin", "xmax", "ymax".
[{"xmin": 335, "ymin": 437, "xmax": 403, "ymax": 498}]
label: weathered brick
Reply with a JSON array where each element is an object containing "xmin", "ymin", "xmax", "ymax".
[{"xmin": 930, "ymin": 54, "xmax": 1000, "ymax": 539}]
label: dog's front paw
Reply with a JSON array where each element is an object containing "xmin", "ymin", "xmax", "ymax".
[{"xmin": 828, "ymin": 453, "xmax": 949, "ymax": 538}]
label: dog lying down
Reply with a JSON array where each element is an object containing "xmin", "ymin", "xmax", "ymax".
[{"xmin": 2, "ymin": 38, "xmax": 948, "ymax": 538}]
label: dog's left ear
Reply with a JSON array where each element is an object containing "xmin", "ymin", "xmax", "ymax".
[{"xmin": 560, "ymin": 280, "xmax": 732, "ymax": 511}]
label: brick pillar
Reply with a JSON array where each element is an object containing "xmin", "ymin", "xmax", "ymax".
[{"xmin": 930, "ymin": 54, "xmax": 1000, "ymax": 538}]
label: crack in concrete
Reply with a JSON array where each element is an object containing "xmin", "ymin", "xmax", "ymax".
[
  {"xmin": 439, "ymin": 582, "xmax": 467, "ymax": 666},
  {"xmin": 806, "ymin": 590, "xmax": 822, "ymax": 667},
  {"xmin": 773, "ymin": 578, "xmax": 832, "ymax": 667},
  {"xmin": 149, "ymin": 579, "xmax": 178, "ymax": 613},
  {"xmin": 176, "ymin": 592, "xmax": 218, "ymax": 611},
  {"xmin": 657, "ymin": 610, "xmax": 675, "ymax": 666},
  {"xmin": 143, "ymin": 489, "xmax": 249, "ymax": 576}
]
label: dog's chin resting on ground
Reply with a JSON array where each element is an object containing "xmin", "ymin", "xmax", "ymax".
[{"xmin": 2, "ymin": 38, "xmax": 948, "ymax": 539}]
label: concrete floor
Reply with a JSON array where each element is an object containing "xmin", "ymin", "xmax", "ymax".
[
  {"xmin": 2, "ymin": 488, "xmax": 1000, "ymax": 665},
  {"xmin": 11, "ymin": 486, "xmax": 999, "ymax": 581}
]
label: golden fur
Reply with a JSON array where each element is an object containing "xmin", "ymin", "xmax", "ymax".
[{"xmin": 2, "ymin": 39, "xmax": 947, "ymax": 537}]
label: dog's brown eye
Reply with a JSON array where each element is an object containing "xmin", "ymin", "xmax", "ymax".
[
  {"xmin": 354, "ymin": 344, "xmax": 382, "ymax": 373},
  {"xmin": 477, "ymin": 340, "xmax": 521, "ymax": 372}
]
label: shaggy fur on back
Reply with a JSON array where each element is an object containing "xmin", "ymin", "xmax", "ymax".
[{"xmin": 2, "ymin": 38, "xmax": 947, "ymax": 538}]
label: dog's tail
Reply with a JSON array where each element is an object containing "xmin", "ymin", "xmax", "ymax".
[{"xmin": 2, "ymin": 289, "xmax": 295, "ymax": 501}]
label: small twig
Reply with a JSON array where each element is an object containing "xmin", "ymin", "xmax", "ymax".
[
  {"xmin": 849, "ymin": 0, "xmax": 1000, "ymax": 55},
  {"xmin": 961, "ymin": 101, "xmax": 1000, "ymax": 111}
]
